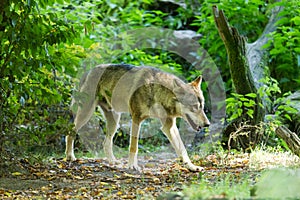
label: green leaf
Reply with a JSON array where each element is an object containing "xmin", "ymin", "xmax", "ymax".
[
  {"xmin": 56, "ymin": 0, "xmax": 64, "ymax": 4},
  {"xmin": 232, "ymin": 93, "xmax": 243, "ymax": 98},
  {"xmin": 243, "ymin": 102, "xmax": 253, "ymax": 107},
  {"xmin": 292, "ymin": 16, "xmax": 300, "ymax": 25},
  {"xmin": 276, "ymin": 16, "xmax": 289, "ymax": 26},
  {"xmin": 246, "ymin": 109, "xmax": 254, "ymax": 118},
  {"xmin": 237, "ymin": 108, "xmax": 243, "ymax": 116},
  {"xmin": 249, "ymin": 100, "xmax": 256, "ymax": 106},
  {"xmin": 284, "ymin": 114, "xmax": 292, "ymax": 121},
  {"xmin": 231, "ymin": 113, "xmax": 239, "ymax": 120},
  {"xmin": 238, "ymin": 101, "xmax": 243, "ymax": 107},
  {"xmin": 240, "ymin": 97, "xmax": 250, "ymax": 102},
  {"xmin": 225, "ymin": 97, "xmax": 236, "ymax": 103},
  {"xmin": 245, "ymin": 93, "xmax": 257, "ymax": 98}
]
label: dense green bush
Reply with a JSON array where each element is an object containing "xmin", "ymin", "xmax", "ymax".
[
  {"xmin": 0, "ymin": 0, "xmax": 79, "ymax": 154},
  {"xmin": 264, "ymin": 1, "xmax": 300, "ymax": 93}
]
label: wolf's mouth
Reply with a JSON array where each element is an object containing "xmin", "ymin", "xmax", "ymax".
[{"xmin": 186, "ymin": 114, "xmax": 201, "ymax": 131}]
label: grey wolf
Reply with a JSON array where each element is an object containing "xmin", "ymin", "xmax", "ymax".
[{"xmin": 65, "ymin": 64, "xmax": 210, "ymax": 171}]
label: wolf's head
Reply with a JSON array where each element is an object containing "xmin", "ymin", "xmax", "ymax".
[{"xmin": 173, "ymin": 76, "xmax": 210, "ymax": 131}]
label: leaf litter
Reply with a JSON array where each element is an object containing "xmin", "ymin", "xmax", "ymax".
[{"xmin": 0, "ymin": 152, "xmax": 265, "ymax": 199}]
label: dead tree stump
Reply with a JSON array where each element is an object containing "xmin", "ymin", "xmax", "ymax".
[{"xmin": 213, "ymin": 6, "xmax": 265, "ymax": 149}]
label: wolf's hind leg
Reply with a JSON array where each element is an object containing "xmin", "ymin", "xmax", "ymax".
[
  {"xmin": 66, "ymin": 100, "xmax": 97, "ymax": 161},
  {"xmin": 128, "ymin": 118, "xmax": 142, "ymax": 170},
  {"xmin": 102, "ymin": 106, "xmax": 121, "ymax": 163},
  {"xmin": 161, "ymin": 117, "xmax": 204, "ymax": 172},
  {"xmin": 65, "ymin": 135, "xmax": 76, "ymax": 161}
]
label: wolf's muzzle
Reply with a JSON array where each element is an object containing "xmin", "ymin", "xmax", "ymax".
[
  {"xmin": 185, "ymin": 115, "xmax": 200, "ymax": 131},
  {"xmin": 186, "ymin": 114, "xmax": 210, "ymax": 132}
]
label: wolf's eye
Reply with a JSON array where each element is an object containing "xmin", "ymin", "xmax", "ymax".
[
  {"xmin": 192, "ymin": 103, "xmax": 201, "ymax": 111},
  {"xmin": 200, "ymin": 102, "xmax": 204, "ymax": 110},
  {"xmin": 197, "ymin": 97, "xmax": 204, "ymax": 110}
]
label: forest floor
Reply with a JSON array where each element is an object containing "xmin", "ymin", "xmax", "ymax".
[{"xmin": 0, "ymin": 149, "xmax": 299, "ymax": 199}]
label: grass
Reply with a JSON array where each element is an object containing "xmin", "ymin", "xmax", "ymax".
[
  {"xmin": 249, "ymin": 146, "xmax": 300, "ymax": 169},
  {"xmin": 181, "ymin": 146, "xmax": 300, "ymax": 200},
  {"xmin": 183, "ymin": 175, "xmax": 251, "ymax": 200}
]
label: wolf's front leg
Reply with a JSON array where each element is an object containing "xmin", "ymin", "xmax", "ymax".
[
  {"xmin": 65, "ymin": 135, "xmax": 76, "ymax": 161},
  {"xmin": 161, "ymin": 118, "xmax": 204, "ymax": 172},
  {"xmin": 128, "ymin": 120, "xmax": 141, "ymax": 170}
]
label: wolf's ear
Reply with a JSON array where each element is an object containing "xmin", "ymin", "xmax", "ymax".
[{"xmin": 190, "ymin": 75, "xmax": 202, "ymax": 88}]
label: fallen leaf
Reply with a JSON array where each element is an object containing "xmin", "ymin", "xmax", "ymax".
[{"xmin": 11, "ymin": 172, "xmax": 22, "ymax": 176}]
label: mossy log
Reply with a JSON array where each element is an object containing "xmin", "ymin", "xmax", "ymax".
[{"xmin": 276, "ymin": 125, "xmax": 300, "ymax": 157}]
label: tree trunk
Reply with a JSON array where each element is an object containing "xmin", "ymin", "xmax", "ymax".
[
  {"xmin": 247, "ymin": 5, "xmax": 283, "ymax": 111},
  {"xmin": 212, "ymin": 5, "xmax": 284, "ymax": 150}
]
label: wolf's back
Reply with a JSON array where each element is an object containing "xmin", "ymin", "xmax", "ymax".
[{"xmin": 77, "ymin": 64, "xmax": 185, "ymax": 113}]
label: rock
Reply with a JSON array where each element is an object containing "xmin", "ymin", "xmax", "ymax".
[{"xmin": 173, "ymin": 30, "xmax": 202, "ymax": 40}]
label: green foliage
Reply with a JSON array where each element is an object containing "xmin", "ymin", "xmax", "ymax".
[
  {"xmin": 225, "ymin": 75, "xmax": 297, "ymax": 148},
  {"xmin": 183, "ymin": 173, "xmax": 251, "ymax": 199},
  {"xmin": 257, "ymin": 76, "xmax": 298, "ymax": 147},
  {"xmin": 193, "ymin": 0, "xmax": 299, "ymax": 93},
  {"xmin": 52, "ymin": 0, "xmax": 194, "ymax": 77},
  {"xmin": 259, "ymin": 77, "xmax": 298, "ymax": 122},
  {"xmin": 0, "ymin": 0, "xmax": 78, "ymax": 153},
  {"xmin": 192, "ymin": 0, "xmax": 269, "ymax": 91},
  {"xmin": 226, "ymin": 93, "xmax": 258, "ymax": 122},
  {"xmin": 263, "ymin": 0, "xmax": 300, "ymax": 92},
  {"xmin": 274, "ymin": 96, "xmax": 298, "ymax": 122}
]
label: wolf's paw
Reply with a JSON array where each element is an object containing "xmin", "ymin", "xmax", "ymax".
[
  {"xmin": 107, "ymin": 156, "xmax": 117, "ymax": 163},
  {"xmin": 66, "ymin": 154, "xmax": 76, "ymax": 162},
  {"xmin": 107, "ymin": 157, "xmax": 121, "ymax": 165},
  {"xmin": 128, "ymin": 164, "xmax": 141, "ymax": 171},
  {"xmin": 186, "ymin": 163, "xmax": 204, "ymax": 172}
]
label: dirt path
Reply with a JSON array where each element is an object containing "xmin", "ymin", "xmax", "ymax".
[{"xmin": 0, "ymin": 153, "xmax": 256, "ymax": 199}]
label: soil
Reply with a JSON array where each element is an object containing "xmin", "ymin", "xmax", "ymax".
[{"xmin": 0, "ymin": 152, "xmax": 256, "ymax": 199}]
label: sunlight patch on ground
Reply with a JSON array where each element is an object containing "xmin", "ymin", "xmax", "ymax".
[{"xmin": 249, "ymin": 148, "xmax": 300, "ymax": 170}]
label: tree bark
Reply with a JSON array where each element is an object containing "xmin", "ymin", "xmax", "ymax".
[
  {"xmin": 247, "ymin": 5, "xmax": 283, "ymax": 111},
  {"xmin": 276, "ymin": 125, "xmax": 300, "ymax": 157},
  {"xmin": 213, "ymin": 6, "xmax": 269, "ymax": 149}
]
